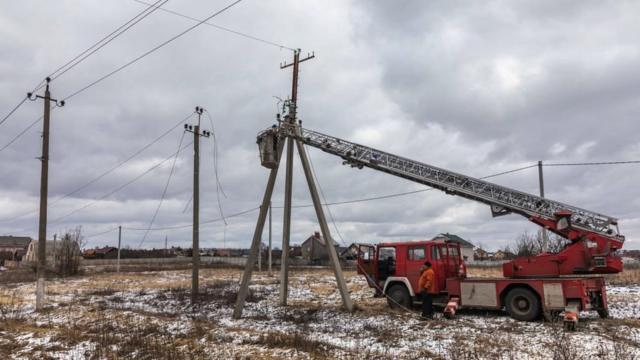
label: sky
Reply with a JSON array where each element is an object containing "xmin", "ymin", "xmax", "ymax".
[{"xmin": 1, "ymin": 0, "xmax": 639, "ymax": 251}]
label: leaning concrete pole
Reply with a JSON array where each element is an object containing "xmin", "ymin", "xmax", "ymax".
[
  {"xmin": 233, "ymin": 141, "xmax": 284, "ymax": 319},
  {"xmin": 294, "ymin": 134, "xmax": 353, "ymax": 312},
  {"xmin": 279, "ymin": 135, "xmax": 294, "ymax": 305}
]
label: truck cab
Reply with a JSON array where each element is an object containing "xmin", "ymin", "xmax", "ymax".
[{"xmin": 358, "ymin": 239, "xmax": 466, "ymax": 308}]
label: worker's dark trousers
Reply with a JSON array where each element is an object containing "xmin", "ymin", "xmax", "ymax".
[{"xmin": 421, "ymin": 291, "xmax": 433, "ymax": 318}]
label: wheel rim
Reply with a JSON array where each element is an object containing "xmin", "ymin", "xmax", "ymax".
[
  {"xmin": 391, "ymin": 289, "xmax": 406, "ymax": 306},
  {"xmin": 513, "ymin": 295, "xmax": 530, "ymax": 313}
]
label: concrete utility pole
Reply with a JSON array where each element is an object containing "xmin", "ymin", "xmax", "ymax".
[
  {"xmin": 28, "ymin": 78, "xmax": 64, "ymax": 312},
  {"xmin": 165, "ymin": 235, "xmax": 168, "ymax": 257},
  {"xmin": 268, "ymin": 201, "xmax": 272, "ymax": 276},
  {"xmin": 258, "ymin": 237, "xmax": 262, "ymax": 272},
  {"xmin": 185, "ymin": 107, "xmax": 211, "ymax": 305},
  {"xmin": 233, "ymin": 49, "xmax": 354, "ymax": 319},
  {"xmin": 52, "ymin": 234, "xmax": 57, "ymax": 271},
  {"xmin": 117, "ymin": 226, "xmax": 122, "ymax": 273},
  {"xmin": 538, "ymin": 160, "xmax": 549, "ymax": 253}
]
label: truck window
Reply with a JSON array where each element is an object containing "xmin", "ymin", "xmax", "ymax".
[
  {"xmin": 362, "ymin": 247, "xmax": 374, "ymax": 262},
  {"xmin": 447, "ymin": 246, "xmax": 459, "ymax": 257},
  {"xmin": 378, "ymin": 247, "xmax": 396, "ymax": 280},
  {"xmin": 408, "ymin": 246, "xmax": 425, "ymax": 260},
  {"xmin": 431, "ymin": 246, "xmax": 440, "ymax": 260}
]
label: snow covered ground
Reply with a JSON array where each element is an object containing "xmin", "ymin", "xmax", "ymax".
[{"xmin": 0, "ymin": 268, "xmax": 638, "ymax": 359}]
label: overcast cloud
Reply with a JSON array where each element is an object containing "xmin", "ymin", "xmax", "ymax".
[{"xmin": 1, "ymin": 0, "xmax": 639, "ymax": 251}]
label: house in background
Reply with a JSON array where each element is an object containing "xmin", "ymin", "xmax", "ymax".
[
  {"xmin": 493, "ymin": 250, "xmax": 515, "ymax": 260},
  {"xmin": 340, "ymin": 243, "xmax": 364, "ymax": 260},
  {"xmin": 433, "ymin": 233, "xmax": 475, "ymax": 261},
  {"xmin": 301, "ymin": 231, "xmax": 340, "ymax": 265},
  {"xmin": 83, "ymin": 246, "xmax": 118, "ymax": 259},
  {"xmin": 474, "ymin": 247, "xmax": 490, "ymax": 261},
  {"xmin": 0, "ymin": 236, "xmax": 32, "ymax": 265},
  {"xmin": 24, "ymin": 240, "xmax": 58, "ymax": 266}
]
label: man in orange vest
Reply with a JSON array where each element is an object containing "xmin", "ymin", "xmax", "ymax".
[{"xmin": 418, "ymin": 261, "xmax": 436, "ymax": 319}]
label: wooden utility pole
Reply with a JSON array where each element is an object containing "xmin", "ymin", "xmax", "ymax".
[
  {"xmin": 538, "ymin": 160, "xmax": 549, "ymax": 253},
  {"xmin": 28, "ymin": 77, "xmax": 64, "ymax": 312},
  {"xmin": 233, "ymin": 49, "xmax": 354, "ymax": 319},
  {"xmin": 117, "ymin": 225, "xmax": 122, "ymax": 273},
  {"xmin": 185, "ymin": 107, "xmax": 211, "ymax": 305}
]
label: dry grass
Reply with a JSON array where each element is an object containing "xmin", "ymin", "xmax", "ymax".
[
  {"xmin": 466, "ymin": 266, "xmax": 502, "ymax": 278},
  {"xmin": 608, "ymin": 267, "xmax": 640, "ymax": 285}
]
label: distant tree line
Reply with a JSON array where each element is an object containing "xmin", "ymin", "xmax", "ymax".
[{"xmin": 502, "ymin": 230, "xmax": 569, "ymax": 257}]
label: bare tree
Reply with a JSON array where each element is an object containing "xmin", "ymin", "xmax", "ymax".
[
  {"xmin": 514, "ymin": 230, "xmax": 570, "ymax": 257},
  {"xmin": 57, "ymin": 226, "xmax": 85, "ymax": 276}
]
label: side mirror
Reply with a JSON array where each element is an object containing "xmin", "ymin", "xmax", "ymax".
[{"xmin": 557, "ymin": 217, "xmax": 570, "ymax": 231}]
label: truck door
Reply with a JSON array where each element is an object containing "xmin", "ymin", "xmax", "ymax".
[
  {"xmin": 406, "ymin": 245, "xmax": 427, "ymax": 294},
  {"xmin": 357, "ymin": 244, "xmax": 376, "ymax": 278},
  {"xmin": 445, "ymin": 243, "xmax": 462, "ymax": 277},
  {"xmin": 430, "ymin": 244, "xmax": 447, "ymax": 292}
]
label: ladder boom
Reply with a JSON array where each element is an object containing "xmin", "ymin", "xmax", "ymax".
[{"xmin": 284, "ymin": 126, "xmax": 623, "ymax": 243}]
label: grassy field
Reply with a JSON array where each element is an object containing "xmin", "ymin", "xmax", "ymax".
[{"xmin": 0, "ymin": 267, "xmax": 638, "ymax": 359}]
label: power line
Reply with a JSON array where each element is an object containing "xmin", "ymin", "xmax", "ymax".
[
  {"xmin": 0, "ymin": 96, "xmax": 28, "ymax": 127},
  {"xmin": 305, "ymin": 144, "xmax": 347, "ymax": 247},
  {"xmin": 50, "ymin": 140, "xmax": 193, "ymax": 224},
  {"xmin": 84, "ymin": 227, "xmax": 119, "ymax": 239},
  {"xmin": 0, "ymin": 112, "xmax": 193, "ymax": 222},
  {"xmin": 479, "ymin": 164, "xmax": 538, "ymax": 179},
  {"xmin": 124, "ymin": 206, "xmax": 259, "ymax": 231},
  {"xmin": 51, "ymin": 113, "xmax": 193, "ymax": 205},
  {"xmin": 0, "ymin": 117, "xmax": 42, "ymax": 153},
  {"xmin": 1, "ymin": 1, "xmax": 165, "ymax": 129},
  {"xmin": 46, "ymin": 0, "xmax": 167, "ymax": 84},
  {"xmin": 544, "ymin": 160, "xmax": 640, "ymax": 166},
  {"xmin": 271, "ymin": 163, "xmax": 538, "ymax": 209},
  {"xmin": 138, "ymin": 131, "xmax": 186, "ymax": 248},
  {"xmin": 132, "ymin": 0, "xmax": 295, "ymax": 51},
  {"xmin": 204, "ymin": 110, "xmax": 227, "ymax": 224},
  {"xmin": 306, "ymin": 144, "xmax": 424, "ymax": 318},
  {"xmin": 62, "ymin": 0, "xmax": 245, "ymax": 102}
]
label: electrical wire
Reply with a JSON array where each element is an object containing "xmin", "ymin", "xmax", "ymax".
[
  {"xmin": 1, "ymin": 1, "xmax": 165, "ymax": 129},
  {"xmin": 132, "ymin": 0, "xmax": 295, "ymax": 51},
  {"xmin": 0, "ymin": 112, "xmax": 194, "ymax": 222},
  {"xmin": 62, "ymin": 0, "xmax": 245, "ymax": 102},
  {"xmin": 305, "ymin": 144, "xmax": 426, "ymax": 318},
  {"xmin": 0, "ymin": 117, "xmax": 42, "ymax": 153},
  {"xmin": 46, "ymin": 0, "xmax": 167, "ymax": 84},
  {"xmin": 544, "ymin": 160, "xmax": 640, "ymax": 166},
  {"xmin": 0, "ymin": 96, "xmax": 28, "ymax": 127},
  {"xmin": 204, "ymin": 110, "xmax": 227, "ymax": 224},
  {"xmin": 50, "ymin": 140, "xmax": 193, "ymax": 224},
  {"xmin": 138, "ymin": 130, "xmax": 186, "ymax": 248},
  {"xmin": 84, "ymin": 227, "xmax": 119, "ymax": 239},
  {"xmin": 124, "ymin": 206, "xmax": 259, "ymax": 231},
  {"xmin": 272, "ymin": 163, "xmax": 538, "ymax": 210},
  {"xmin": 51, "ymin": 113, "xmax": 193, "ymax": 205}
]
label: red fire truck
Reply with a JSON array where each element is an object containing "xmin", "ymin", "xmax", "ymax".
[
  {"xmin": 357, "ymin": 239, "xmax": 610, "ymax": 327},
  {"xmin": 258, "ymin": 125, "xmax": 625, "ymax": 329}
]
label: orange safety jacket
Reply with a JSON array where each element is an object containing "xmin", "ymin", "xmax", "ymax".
[{"xmin": 418, "ymin": 268, "xmax": 437, "ymax": 294}]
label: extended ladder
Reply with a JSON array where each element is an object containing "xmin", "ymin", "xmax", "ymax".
[{"xmin": 272, "ymin": 125, "xmax": 623, "ymax": 242}]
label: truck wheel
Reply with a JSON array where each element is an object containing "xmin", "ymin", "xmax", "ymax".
[
  {"xmin": 597, "ymin": 309, "xmax": 609, "ymax": 319},
  {"xmin": 387, "ymin": 284, "xmax": 412, "ymax": 309},
  {"xmin": 505, "ymin": 287, "xmax": 541, "ymax": 321}
]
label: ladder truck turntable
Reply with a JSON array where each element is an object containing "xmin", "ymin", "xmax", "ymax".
[{"xmin": 257, "ymin": 122, "xmax": 625, "ymax": 330}]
